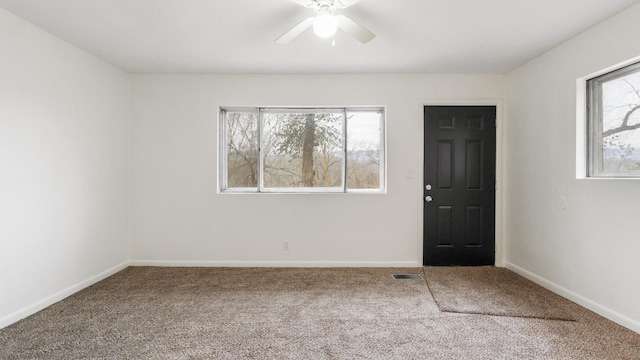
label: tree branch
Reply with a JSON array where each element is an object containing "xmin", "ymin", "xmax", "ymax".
[
  {"xmin": 623, "ymin": 79, "xmax": 640, "ymax": 100},
  {"xmin": 603, "ymin": 104, "xmax": 640, "ymax": 137}
]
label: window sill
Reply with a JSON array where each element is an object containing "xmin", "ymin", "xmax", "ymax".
[{"xmin": 219, "ymin": 189, "xmax": 387, "ymax": 194}]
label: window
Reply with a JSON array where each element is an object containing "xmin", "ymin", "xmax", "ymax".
[
  {"xmin": 220, "ymin": 107, "xmax": 385, "ymax": 192},
  {"xmin": 587, "ymin": 61, "xmax": 640, "ymax": 177}
]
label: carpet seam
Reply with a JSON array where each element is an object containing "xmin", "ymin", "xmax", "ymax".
[
  {"xmin": 421, "ymin": 267, "xmax": 443, "ymax": 309},
  {"xmin": 435, "ymin": 308, "xmax": 578, "ymax": 322}
]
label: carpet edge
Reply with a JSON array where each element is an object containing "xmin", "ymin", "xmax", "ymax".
[
  {"xmin": 506, "ymin": 262, "xmax": 640, "ymax": 334},
  {"xmin": 0, "ymin": 261, "xmax": 129, "ymax": 330}
]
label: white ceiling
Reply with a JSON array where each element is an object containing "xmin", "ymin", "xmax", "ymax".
[{"xmin": 1, "ymin": 0, "xmax": 638, "ymax": 74}]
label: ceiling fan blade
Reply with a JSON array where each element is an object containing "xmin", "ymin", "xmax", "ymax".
[
  {"xmin": 287, "ymin": 0, "xmax": 315, "ymax": 8},
  {"xmin": 336, "ymin": 15, "xmax": 375, "ymax": 43},
  {"xmin": 289, "ymin": 0, "xmax": 359, "ymax": 8},
  {"xmin": 334, "ymin": 0, "xmax": 362, "ymax": 8},
  {"xmin": 275, "ymin": 17, "xmax": 314, "ymax": 44}
]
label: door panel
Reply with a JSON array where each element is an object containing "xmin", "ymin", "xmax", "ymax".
[
  {"xmin": 437, "ymin": 140, "xmax": 454, "ymax": 189},
  {"xmin": 423, "ymin": 106, "xmax": 496, "ymax": 266},
  {"xmin": 437, "ymin": 206, "xmax": 453, "ymax": 246}
]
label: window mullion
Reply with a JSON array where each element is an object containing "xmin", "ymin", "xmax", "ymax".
[
  {"xmin": 595, "ymin": 81, "xmax": 604, "ymax": 176},
  {"xmin": 258, "ymin": 109, "xmax": 264, "ymax": 193},
  {"xmin": 379, "ymin": 110, "xmax": 386, "ymax": 191},
  {"xmin": 342, "ymin": 109, "xmax": 348, "ymax": 193},
  {"xmin": 219, "ymin": 109, "xmax": 228, "ymax": 191}
]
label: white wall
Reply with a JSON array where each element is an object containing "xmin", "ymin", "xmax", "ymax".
[
  {"xmin": 504, "ymin": 4, "xmax": 640, "ymax": 332},
  {"xmin": 129, "ymin": 74, "xmax": 504, "ymax": 266},
  {"xmin": 0, "ymin": 8, "xmax": 129, "ymax": 327}
]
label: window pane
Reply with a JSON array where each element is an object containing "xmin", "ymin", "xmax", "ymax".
[
  {"xmin": 600, "ymin": 71, "xmax": 640, "ymax": 174},
  {"xmin": 225, "ymin": 111, "xmax": 258, "ymax": 188},
  {"xmin": 347, "ymin": 111, "xmax": 382, "ymax": 189},
  {"xmin": 262, "ymin": 111, "xmax": 344, "ymax": 189}
]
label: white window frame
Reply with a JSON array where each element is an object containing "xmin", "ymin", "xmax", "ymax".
[
  {"xmin": 219, "ymin": 106, "xmax": 386, "ymax": 193},
  {"xmin": 585, "ymin": 60, "xmax": 640, "ymax": 178}
]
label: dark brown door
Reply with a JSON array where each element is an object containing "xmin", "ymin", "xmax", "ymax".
[{"xmin": 423, "ymin": 106, "xmax": 496, "ymax": 266}]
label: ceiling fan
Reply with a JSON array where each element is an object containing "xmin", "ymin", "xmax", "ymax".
[{"xmin": 276, "ymin": 0, "xmax": 375, "ymax": 45}]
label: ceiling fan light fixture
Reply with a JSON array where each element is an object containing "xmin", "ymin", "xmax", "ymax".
[
  {"xmin": 313, "ymin": 7, "xmax": 337, "ymax": 38},
  {"xmin": 275, "ymin": 0, "xmax": 375, "ymax": 45}
]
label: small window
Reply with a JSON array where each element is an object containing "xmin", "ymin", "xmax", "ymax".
[
  {"xmin": 220, "ymin": 107, "xmax": 385, "ymax": 193},
  {"xmin": 587, "ymin": 61, "xmax": 640, "ymax": 177}
]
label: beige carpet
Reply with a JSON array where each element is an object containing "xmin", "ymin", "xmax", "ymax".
[
  {"xmin": 423, "ymin": 267, "xmax": 576, "ymax": 320},
  {"xmin": 1, "ymin": 267, "xmax": 639, "ymax": 359}
]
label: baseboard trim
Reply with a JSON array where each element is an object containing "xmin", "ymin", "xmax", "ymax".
[
  {"xmin": 0, "ymin": 262, "xmax": 128, "ymax": 330},
  {"xmin": 129, "ymin": 260, "xmax": 422, "ymax": 268},
  {"xmin": 505, "ymin": 262, "xmax": 640, "ymax": 334}
]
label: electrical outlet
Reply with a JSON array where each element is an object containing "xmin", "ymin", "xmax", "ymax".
[{"xmin": 283, "ymin": 241, "xmax": 290, "ymax": 251}]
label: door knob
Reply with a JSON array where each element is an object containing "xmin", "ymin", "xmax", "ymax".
[{"xmin": 425, "ymin": 196, "xmax": 433, "ymax": 202}]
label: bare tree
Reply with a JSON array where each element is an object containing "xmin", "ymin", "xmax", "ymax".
[
  {"xmin": 272, "ymin": 113, "xmax": 342, "ymax": 187},
  {"xmin": 601, "ymin": 78, "xmax": 640, "ymax": 171},
  {"xmin": 347, "ymin": 140, "xmax": 380, "ymax": 189},
  {"xmin": 603, "ymin": 80, "xmax": 640, "ymax": 137},
  {"xmin": 225, "ymin": 109, "xmax": 382, "ymax": 189},
  {"xmin": 226, "ymin": 112, "xmax": 258, "ymax": 187}
]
